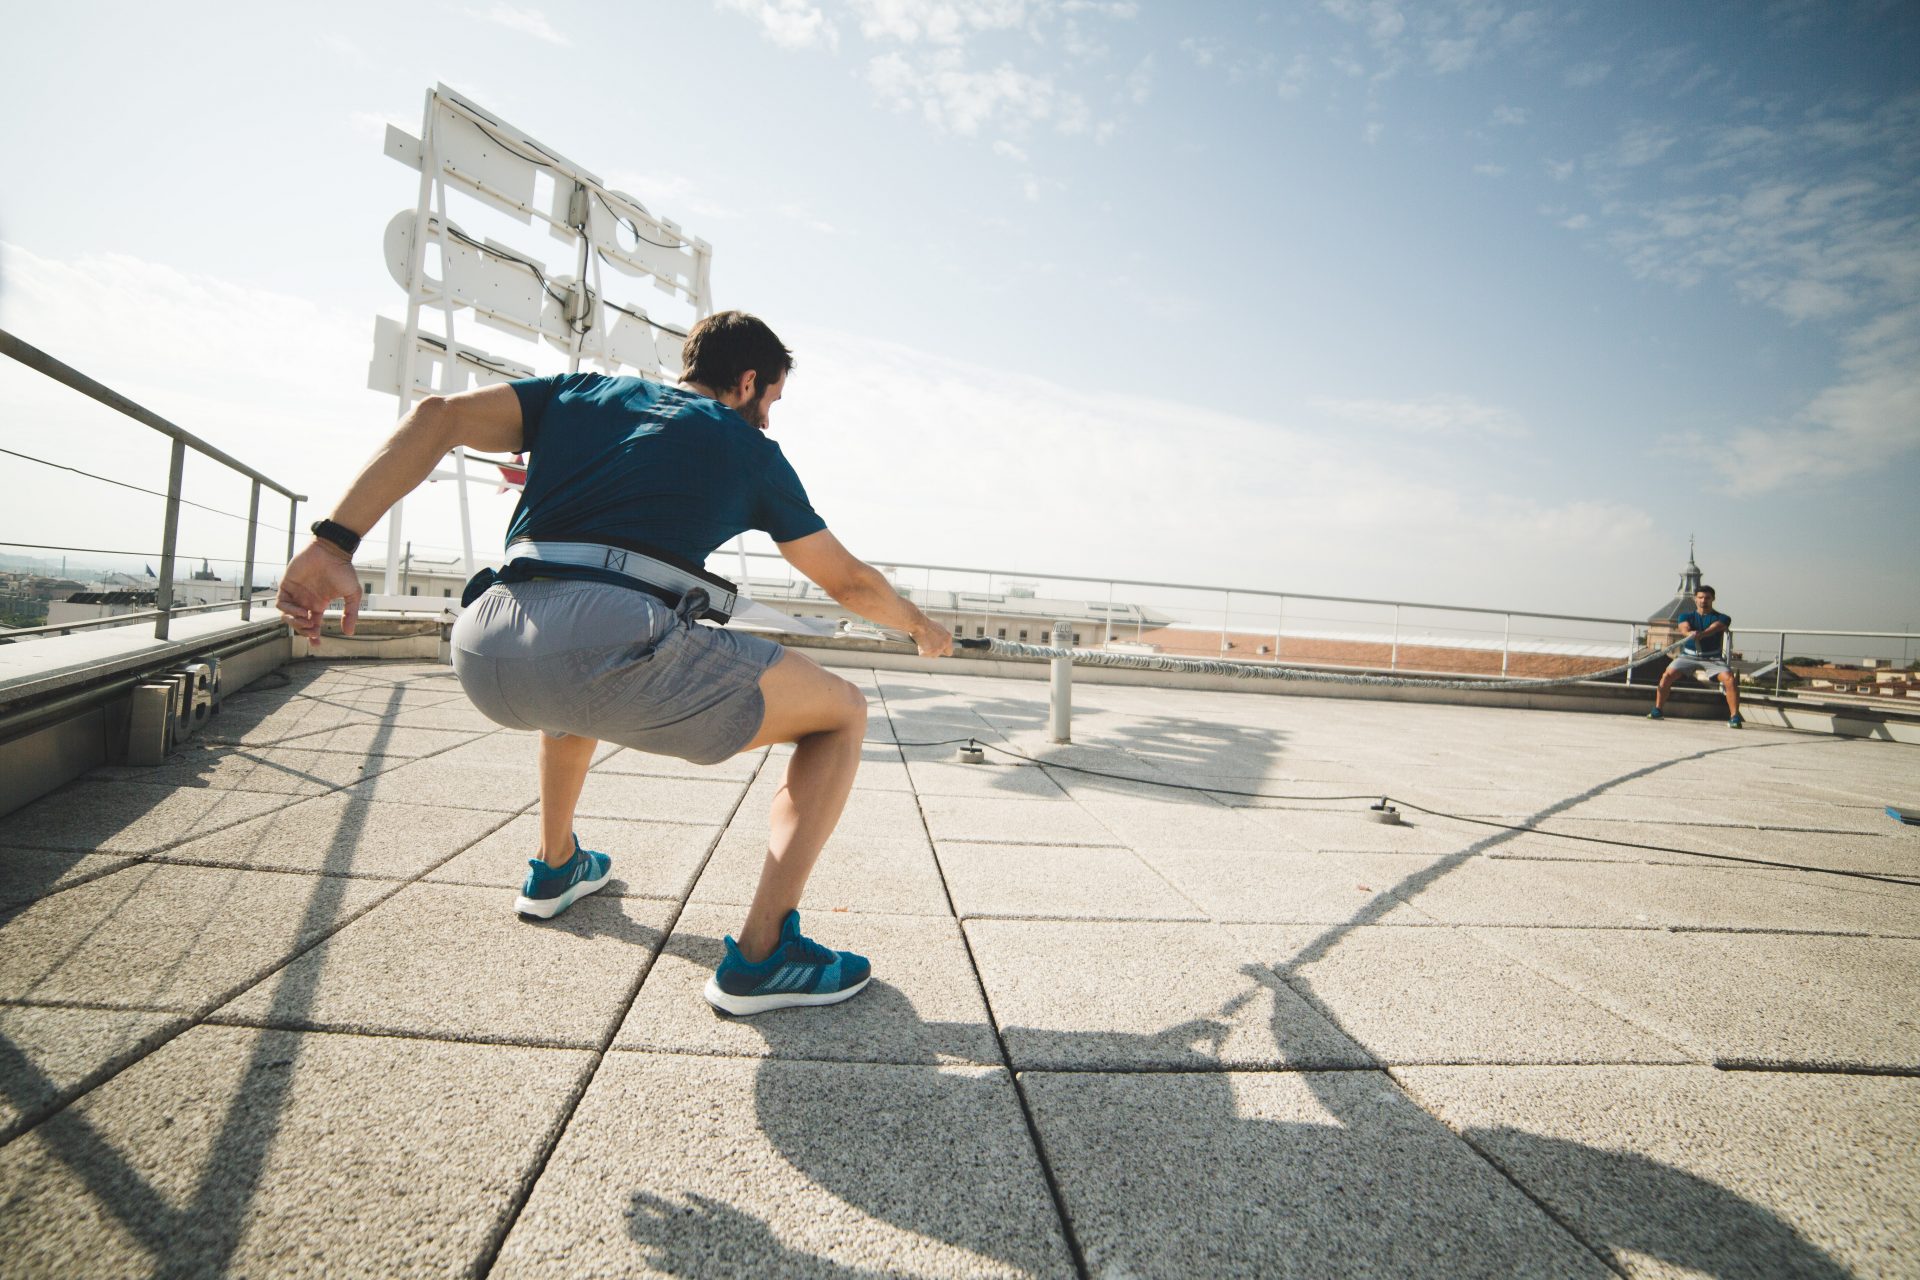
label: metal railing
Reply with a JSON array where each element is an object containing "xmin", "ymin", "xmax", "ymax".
[
  {"xmin": 0, "ymin": 594, "xmax": 279, "ymax": 642},
  {"xmin": 0, "ymin": 329, "xmax": 305, "ymax": 640}
]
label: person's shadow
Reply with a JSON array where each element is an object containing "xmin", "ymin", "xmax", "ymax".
[{"xmin": 624, "ymin": 952, "xmax": 1850, "ymax": 1278}]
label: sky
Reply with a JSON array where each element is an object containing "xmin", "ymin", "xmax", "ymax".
[{"xmin": 1, "ymin": 0, "xmax": 1916, "ymax": 635}]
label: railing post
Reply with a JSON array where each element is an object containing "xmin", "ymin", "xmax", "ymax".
[
  {"xmin": 1624, "ymin": 623, "xmax": 1636, "ymax": 686},
  {"xmin": 1103, "ymin": 580, "xmax": 1114, "ymax": 648},
  {"xmin": 1775, "ymin": 632, "xmax": 1787, "ymax": 697},
  {"xmin": 1221, "ymin": 591, "xmax": 1231, "ymax": 657},
  {"xmin": 287, "ymin": 495, "xmax": 299, "ymax": 566},
  {"xmin": 1390, "ymin": 605, "xmax": 1400, "ymax": 671},
  {"xmin": 154, "ymin": 438, "xmax": 187, "ymax": 640},
  {"xmin": 1049, "ymin": 619, "xmax": 1072, "ymax": 743},
  {"xmin": 241, "ymin": 480, "xmax": 261, "ymax": 620},
  {"xmin": 1501, "ymin": 614, "xmax": 1511, "ymax": 676},
  {"xmin": 1276, "ymin": 594, "xmax": 1285, "ymax": 663}
]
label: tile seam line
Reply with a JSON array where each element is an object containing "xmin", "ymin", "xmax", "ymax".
[
  {"xmin": 883, "ymin": 671, "xmax": 1092, "ymax": 1280},
  {"xmin": 0, "ymin": 796, "xmax": 537, "ymax": 1151},
  {"xmin": 470, "ymin": 738, "xmax": 773, "ymax": 1280},
  {"xmin": 9, "ymin": 723, "xmax": 524, "ymax": 896},
  {"xmin": 1382, "ymin": 1065, "xmax": 1631, "ymax": 1278}
]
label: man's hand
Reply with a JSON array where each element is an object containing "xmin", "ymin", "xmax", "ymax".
[
  {"xmin": 911, "ymin": 619, "xmax": 954, "ymax": 659},
  {"xmin": 277, "ymin": 539, "xmax": 362, "ymax": 646}
]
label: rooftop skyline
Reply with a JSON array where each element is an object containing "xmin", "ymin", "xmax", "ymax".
[{"xmin": 1, "ymin": 1, "xmax": 1916, "ymax": 630}]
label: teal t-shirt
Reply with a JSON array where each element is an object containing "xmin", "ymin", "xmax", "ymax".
[
  {"xmin": 503, "ymin": 373, "xmax": 825, "ymax": 563},
  {"xmin": 1678, "ymin": 609, "xmax": 1731, "ymax": 657}
]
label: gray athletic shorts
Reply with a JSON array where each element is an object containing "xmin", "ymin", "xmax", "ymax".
[
  {"xmin": 451, "ymin": 578, "xmax": 784, "ymax": 765},
  {"xmin": 1668, "ymin": 654, "xmax": 1731, "ymax": 679}
]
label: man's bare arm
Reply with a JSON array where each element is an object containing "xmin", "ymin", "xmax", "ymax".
[
  {"xmin": 777, "ymin": 529, "xmax": 953, "ymax": 658},
  {"xmin": 277, "ymin": 385, "xmax": 524, "ymax": 644}
]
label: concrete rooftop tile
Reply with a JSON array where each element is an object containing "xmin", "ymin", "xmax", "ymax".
[
  {"xmin": 246, "ymin": 721, "xmax": 484, "ymax": 759},
  {"xmin": 211, "ymin": 882, "xmax": 670, "ymax": 1048},
  {"xmin": 1241, "ymin": 806, "xmax": 1481, "ymax": 855},
  {"xmin": 1233, "ymin": 923, "xmax": 1691, "ymax": 1065},
  {"xmin": 0, "ymin": 781, "xmax": 299, "ymax": 855},
  {"xmin": 341, "ymin": 755, "xmax": 538, "ymax": 811},
  {"xmin": 614, "ymin": 905, "xmax": 998, "ymax": 1066},
  {"xmin": 1472, "ymin": 928, "xmax": 1920, "ymax": 1070},
  {"xmin": 0, "ymin": 1025, "xmax": 593, "ymax": 1279},
  {"xmin": 88, "ymin": 743, "xmax": 394, "ymax": 796},
  {"xmin": 918, "ymin": 793, "xmax": 1120, "ymax": 847},
  {"xmin": 491, "ymin": 1053, "xmax": 1075, "ymax": 1278},
  {"xmin": 5, "ymin": 654, "xmax": 1917, "ymax": 1274},
  {"xmin": 566, "ymin": 770, "xmax": 752, "ymax": 825},
  {"xmin": 159, "ymin": 795, "xmax": 512, "ymax": 879},
  {"xmin": 200, "ymin": 698, "xmax": 381, "ymax": 748},
  {"xmin": 966, "ymin": 919, "xmax": 1369, "ymax": 1070},
  {"xmin": 0, "ymin": 847, "xmax": 138, "ymax": 910},
  {"xmin": 936, "ymin": 841, "xmax": 1206, "ymax": 920},
  {"xmin": 1395, "ymin": 1065, "xmax": 1920, "ymax": 1279},
  {"xmin": 1022, "ymin": 1070, "xmax": 1612, "ymax": 1278},
  {"xmin": 694, "ymin": 830, "xmax": 950, "ymax": 916},
  {"xmin": 906, "ymin": 757, "xmax": 1068, "ymax": 799},
  {"xmin": 426, "ymin": 813, "xmax": 718, "ymax": 900},
  {"xmin": 0, "ymin": 1005, "xmax": 185, "ymax": 1142},
  {"xmin": 1137, "ymin": 846, "xmax": 1434, "ymax": 924},
  {"xmin": 591, "ymin": 743, "xmax": 766, "ymax": 780},
  {"xmin": 0, "ymin": 863, "xmax": 390, "ymax": 1010}
]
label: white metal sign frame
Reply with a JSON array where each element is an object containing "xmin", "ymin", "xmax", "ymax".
[{"xmin": 370, "ymin": 84, "xmax": 715, "ymax": 599}]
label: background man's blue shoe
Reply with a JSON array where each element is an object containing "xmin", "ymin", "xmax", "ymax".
[
  {"xmin": 515, "ymin": 835, "xmax": 611, "ymax": 919},
  {"xmin": 704, "ymin": 909, "xmax": 871, "ymax": 1016},
  {"xmin": 1729, "ymin": 713, "xmax": 1744, "ymax": 728},
  {"xmin": 1647, "ymin": 707, "xmax": 1663, "ymax": 720}
]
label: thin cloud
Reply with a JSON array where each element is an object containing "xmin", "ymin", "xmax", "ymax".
[
  {"xmin": 1563, "ymin": 60, "xmax": 1610, "ymax": 88},
  {"xmin": 468, "ymin": 3, "xmax": 570, "ymax": 46},
  {"xmin": 1708, "ymin": 307, "xmax": 1920, "ymax": 494},
  {"xmin": 1491, "ymin": 104, "xmax": 1529, "ymax": 127},
  {"xmin": 1312, "ymin": 394, "xmax": 1528, "ymax": 438},
  {"xmin": 714, "ymin": 0, "xmax": 839, "ymax": 49},
  {"xmin": 868, "ymin": 49, "xmax": 1089, "ymax": 136}
]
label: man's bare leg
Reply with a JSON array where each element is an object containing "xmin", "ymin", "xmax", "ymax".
[
  {"xmin": 538, "ymin": 732, "xmax": 598, "ymax": 866},
  {"xmin": 1654, "ymin": 668, "xmax": 1678, "ymax": 711},
  {"xmin": 1720, "ymin": 672, "xmax": 1741, "ymax": 718},
  {"xmin": 731, "ymin": 650, "xmax": 868, "ymax": 963}
]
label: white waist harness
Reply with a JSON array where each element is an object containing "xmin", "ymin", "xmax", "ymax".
[{"xmin": 504, "ymin": 539, "xmax": 740, "ymax": 623}]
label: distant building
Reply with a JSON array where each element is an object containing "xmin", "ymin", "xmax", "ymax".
[
  {"xmin": 44, "ymin": 561, "xmax": 263, "ymax": 626},
  {"xmin": 748, "ymin": 578, "xmax": 1175, "ymax": 645}
]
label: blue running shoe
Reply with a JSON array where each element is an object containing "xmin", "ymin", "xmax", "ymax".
[
  {"xmin": 704, "ymin": 910, "xmax": 871, "ymax": 1016},
  {"xmin": 1646, "ymin": 707, "xmax": 1663, "ymax": 720},
  {"xmin": 1729, "ymin": 713, "xmax": 1744, "ymax": 729},
  {"xmin": 514, "ymin": 835, "xmax": 611, "ymax": 919}
]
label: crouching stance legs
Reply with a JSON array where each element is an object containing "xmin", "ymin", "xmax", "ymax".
[{"xmin": 706, "ymin": 649, "xmax": 873, "ymax": 1015}]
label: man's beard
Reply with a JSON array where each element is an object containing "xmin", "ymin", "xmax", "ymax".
[{"xmin": 741, "ymin": 385, "xmax": 772, "ymax": 429}]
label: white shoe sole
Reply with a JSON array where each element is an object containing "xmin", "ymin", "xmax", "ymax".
[
  {"xmin": 514, "ymin": 867, "xmax": 611, "ymax": 919},
  {"xmin": 703, "ymin": 975, "xmax": 871, "ymax": 1016}
]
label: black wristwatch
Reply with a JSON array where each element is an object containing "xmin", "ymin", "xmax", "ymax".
[{"xmin": 310, "ymin": 519, "xmax": 362, "ymax": 557}]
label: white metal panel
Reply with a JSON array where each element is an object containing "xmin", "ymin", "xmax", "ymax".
[
  {"xmin": 368, "ymin": 315, "xmax": 533, "ymax": 396},
  {"xmin": 432, "ymin": 104, "xmax": 537, "ymax": 224},
  {"xmin": 386, "ymin": 211, "xmax": 551, "ymax": 335},
  {"xmin": 605, "ymin": 310, "xmax": 663, "ymax": 375},
  {"xmin": 592, "ymin": 189, "xmax": 702, "ymax": 297},
  {"xmin": 384, "ymin": 124, "xmax": 423, "ymax": 172}
]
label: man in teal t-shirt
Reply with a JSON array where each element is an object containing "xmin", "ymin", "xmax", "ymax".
[
  {"xmin": 1649, "ymin": 585, "xmax": 1742, "ymax": 727},
  {"xmin": 277, "ymin": 312, "xmax": 954, "ymax": 1017}
]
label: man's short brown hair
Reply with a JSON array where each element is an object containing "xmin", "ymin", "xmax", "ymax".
[
  {"xmin": 1697, "ymin": 585, "xmax": 1716, "ymax": 598},
  {"xmin": 681, "ymin": 311, "xmax": 792, "ymax": 394}
]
